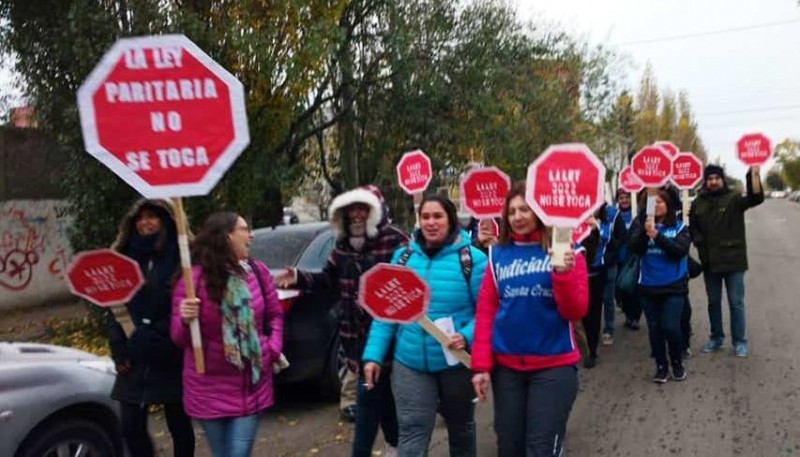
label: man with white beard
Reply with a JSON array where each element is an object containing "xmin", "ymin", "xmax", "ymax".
[{"xmin": 276, "ymin": 185, "xmax": 408, "ymax": 457}]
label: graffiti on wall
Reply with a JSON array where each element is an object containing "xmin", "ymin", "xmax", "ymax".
[{"xmin": 0, "ymin": 200, "xmax": 73, "ymax": 307}]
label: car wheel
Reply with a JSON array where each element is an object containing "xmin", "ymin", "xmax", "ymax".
[
  {"xmin": 318, "ymin": 336, "xmax": 347, "ymax": 401},
  {"xmin": 16, "ymin": 418, "xmax": 117, "ymax": 457}
]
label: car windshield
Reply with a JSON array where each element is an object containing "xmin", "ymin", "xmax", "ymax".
[{"xmin": 251, "ymin": 228, "xmax": 317, "ymax": 268}]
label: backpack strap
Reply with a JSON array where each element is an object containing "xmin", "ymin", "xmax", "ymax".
[
  {"xmin": 459, "ymin": 246, "xmax": 474, "ymax": 303},
  {"xmin": 397, "ymin": 245, "xmax": 474, "ymax": 303},
  {"xmin": 248, "ymin": 259, "xmax": 272, "ymax": 337},
  {"xmin": 397, "ymin": 246, "xmax": 413, "ymax": 266}
]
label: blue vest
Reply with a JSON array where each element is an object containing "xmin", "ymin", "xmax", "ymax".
[
  {"xmin": 638, "ymin": 222, "xmax": 688, "ymax": 287},
  {"xmin": 490, "ymin": 243, "xmax": 575, "ymax": 357}
]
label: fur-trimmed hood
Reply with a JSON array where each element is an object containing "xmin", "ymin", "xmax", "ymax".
[
  {"xmin": 112, "ymin": 198, "xmax": 178, "ymax": 252},
  {"xmin": 328, "ymin": 187, "xmax": 384, "ymax": 240}
]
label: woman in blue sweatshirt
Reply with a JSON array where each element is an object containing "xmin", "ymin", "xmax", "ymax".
[{"xmin": 629, "ymin": 189, "xmax": 691, "ymax": 383}]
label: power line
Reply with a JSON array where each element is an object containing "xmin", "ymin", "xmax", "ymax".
[
  {"xmin": 617, "ymin": 18, "xmax": 800, "ymax": 46},
  {"xmin": 699, "ymin": 104, "xmax": 800, "ymax": 118}
]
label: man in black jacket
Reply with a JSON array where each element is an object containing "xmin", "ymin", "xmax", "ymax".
[{"xmin": 690, "ymin": 164, "xmax": 764, "ymax": 357}]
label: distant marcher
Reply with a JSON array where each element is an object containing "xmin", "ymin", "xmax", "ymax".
[
  {"xmin": 690, "ymin": 164, "xmax": 764, "ymax": 357},
  {"xmin": 171, "ymin": 212, "xmax": 283, "ymax": 457},
  {"xmin": 471, "ymin": 182, "xmax": 588, "ymax": 456},
  {"xmin": 275, "ymin": 185, "xmax": 408, "ymax": 457},
  {"xmin": 363, "ymin": 195, "xmax": 487, "ymax": 457},
  {"xmin": 614, "ymin": 190, "xmax": 641, "ymax": 330},
  {"xmin": 629, "ymin": 190, "xmax": 691, "ymax": 383},
  {"xmin": 107, "ymin": 199, "xmax": 195, "ymax": 457}
]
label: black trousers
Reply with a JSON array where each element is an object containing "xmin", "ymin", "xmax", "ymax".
[
  {"xmin": 682, "ymin": 295, "xmax": 693, "ymax": 349},
  {"xmin": 120, "ymin": 401, "xmax": 195, "ymax": 457},
  {"xmin": 582, "ymin": 270, "xmax": 607, "ymax": 358}
]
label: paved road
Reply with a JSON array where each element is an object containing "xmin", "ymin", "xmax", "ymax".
[{"xmin": 153, "ymin": 199, "xmax": 800, "ymax": 456}]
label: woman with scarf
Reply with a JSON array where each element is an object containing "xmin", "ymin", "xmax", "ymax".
[
  {"xmin": 106, "ymin": 199, "xmax": 195, "ymax": 457},
  {"xmin": 171, "ymin": 212, "xmax": 283, "ymax": 457}
]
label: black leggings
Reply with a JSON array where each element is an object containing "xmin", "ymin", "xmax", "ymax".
[
  {"xmin": 120, "ymin": 401, "xmax": 195, "ymax": 457},
  {"xmin": 583, "ymin": 271, "xmax": 607, "ymax": 358}
]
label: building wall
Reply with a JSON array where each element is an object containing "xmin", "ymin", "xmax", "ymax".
[{"xmin": 0, "ymin": 200, "xmax": 73, "ymax": 311}]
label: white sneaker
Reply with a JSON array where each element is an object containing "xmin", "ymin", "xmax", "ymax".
[{"xmin": 384, "ymin": 444, "xmax": 398, "ymax": 457}]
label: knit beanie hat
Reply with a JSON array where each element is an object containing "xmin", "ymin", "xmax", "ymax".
[{"xmin": 703, "ymin": 164, "xmax": 725, "ymax": 181}]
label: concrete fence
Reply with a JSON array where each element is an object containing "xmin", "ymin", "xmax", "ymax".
[{"xmin": 1, "ymin": 200, "xmax": 73, "ymax": 311}]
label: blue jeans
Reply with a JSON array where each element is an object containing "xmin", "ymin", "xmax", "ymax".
[
  {"xmin": 603, "ymin": 264, "xmax": 618, "ymax": 335},
  {"xmin": 199, "ymin": 414, "xmax": 260, "ymax": 457},
  {"xmin": 640, "ymin": 294, "xmax": 685, "ymax": 367},
  {"xmin": 352, "ymin": 370, "xmax": 398, "ymax": 457},
  {"xmin": 492, "ymin": 365, "xmax": 578, "ymax": 457},
  {"xmin": 704, "ymin": 271, "xmax": 747, "ymax": 345}
]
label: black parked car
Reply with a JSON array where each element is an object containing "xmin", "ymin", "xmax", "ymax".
[{"xmin": 250, "ymin": 222, "xmax": 344, "ymax": 399}]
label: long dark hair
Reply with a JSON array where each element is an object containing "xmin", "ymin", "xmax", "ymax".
[
  {"xmin": 498, "ymin": 181, "xmax": 551, "ymax": 250},
  {"xmin": 417, "ymin": 194, "xmax": 460, "ymax": 238},
  {"xmin": 191, "ymin": 211, "xmax": 242, "ymax": 303},
  {"xmin": 655, "ymin": 189, "xmax": 678, "ymax": 226}
]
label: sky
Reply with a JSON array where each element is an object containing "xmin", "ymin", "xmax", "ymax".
[{"xmin": 515, "ymin": 0, "xmax": 800, "ymax": 180}]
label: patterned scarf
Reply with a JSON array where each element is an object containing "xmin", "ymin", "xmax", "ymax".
[{"xmin": 221, "ymin": 274, "xmax": 263, "ymax": 383}]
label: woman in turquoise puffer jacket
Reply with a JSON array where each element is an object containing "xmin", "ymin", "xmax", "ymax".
[{"xmin": 363, "ymin": 195, "xmax": 487, "ymax": 457}]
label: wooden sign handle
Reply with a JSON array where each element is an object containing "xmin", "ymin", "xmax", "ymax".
[
  {"xmin": 551, "ymin": 227, "xmax": 572, "ymax": 268},
  {"xmin": 681, "ymin": 189, "xmax": 690, "ymax": 225},
  {"xmin": 413, "ymin": 192, "xmax": 423, "ymax": 228},
  {"xmin": 631, "ymin": 191, "xmax": 638, "ymax": 217},
  {"xmin": 417, "ymin": 316, "xmax": 472, "ymax": 368},
  {"xmin": 172, "ymin": 197, "xmax": 205, "ymax": 374}
]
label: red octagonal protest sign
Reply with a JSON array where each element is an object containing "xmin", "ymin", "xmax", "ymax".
[
  {"xmin": 618, "ymin": 166, "xmax": 645, "ymax": 193},
  {"xmin": 396, "ymin": 150, "xmax": 433, "ymax": 195},
  {"xmin": 66, "ymin": 249, "xmax": 144, "ymax": 307},
  {"xmin": 671, "ymin": 152, "xmax": 703, "ymax": 189},
  {"xmin": 653, "ymin": 141, "xmax": 679, "ymax": 157},
  {"xmin": 460, "ymin": 167, "xmax": 511, "ymax": 218},
  {"xmin": 631, "ymin": 146, "xmax": 673, "ymax": 187},
  {"xmin": 526, "ymin": 143, "xmax": 606, "ymax": 228},
  {"xmin": 78, "ymin": 35, "xmax": 249, "ymax": 198},
  {"xmin": 358, "ymin": 264, "xmax": 430, "ymax": 324},
  {"xmin": 736, "ymin": 133, "xmax": 772, "ymax": 166}
]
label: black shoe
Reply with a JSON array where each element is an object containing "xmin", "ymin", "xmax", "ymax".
[
  {"xmin": 339, "ymin": 405, "xmax": 357, "ymax": 423},
  {"xmin": 671, "ymin": 361, "xmax": 687, "ymax": 381},
  {"xmin": 653, "ymin": 366, "xmax": 669, "ymax": 384},
  {"xmin": 583, "ymin": 355, "xmax": 597, "ymax": 369}
]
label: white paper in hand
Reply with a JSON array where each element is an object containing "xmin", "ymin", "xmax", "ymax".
[{"xmin": 433, "ymin": 316, "xmax": 460, "ymax": 366}]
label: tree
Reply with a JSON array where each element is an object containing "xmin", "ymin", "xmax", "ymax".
[
  {"xmin": 775, "ymin": 138, "xmax": 800, "ymax": 189},
  {"xmin": 765, "ymin": 168, "xmax": 786, "ymax": 191},
  {"xmin": 0, "ymin": 0, "xmax": 350, "ymax": 249}
]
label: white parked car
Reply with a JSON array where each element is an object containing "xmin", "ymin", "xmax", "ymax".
[{"xmin": 0, "ymin": 342, "xmax": 123, "ymax": 457}]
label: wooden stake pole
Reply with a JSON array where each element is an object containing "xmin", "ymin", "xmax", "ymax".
[
  {"xmin": 646, "ymin": 188, "xmax": 658, "ymax": 218},
  {"xmin": 681, "ymin": 189, "xmax": 690, "ymax": 225},
  {"xmin": 551, "ymin": 226, "xmax": 573, "ymax": 268},
  {"xmin": 631, "ymin": 191, "xmax": 638, "ymax": 217},
  {"xmin": 413, "ymin": 192, "xmax": 423, "ymax": 228},
  {"xmin": 417, "ymin": 316, "xmax": 471, "ymax": 368},
  {"xmin": 172, "ymin": 197, "xmax": 205, "ymax": 374}
]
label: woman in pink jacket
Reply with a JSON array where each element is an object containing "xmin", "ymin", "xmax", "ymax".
[
  {"xmin": 471, "ymin": 182, "xmax": 588, "ymax": 457},
  {"xmin": 171, "ymin": 212, "xmax": 283, "ymax": 457}
]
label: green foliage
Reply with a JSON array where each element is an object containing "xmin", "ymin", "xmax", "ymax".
[
  {"xmin": 1, "ymin": 0, "xmax": 710, "ymax": 235},
  {"xmin": 765, "ymin": 168, "xmax": 786, "ymax": 191},
  {"xmin": 775, "ymin": 139, "xmax": 800, "ymax": 190}
]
